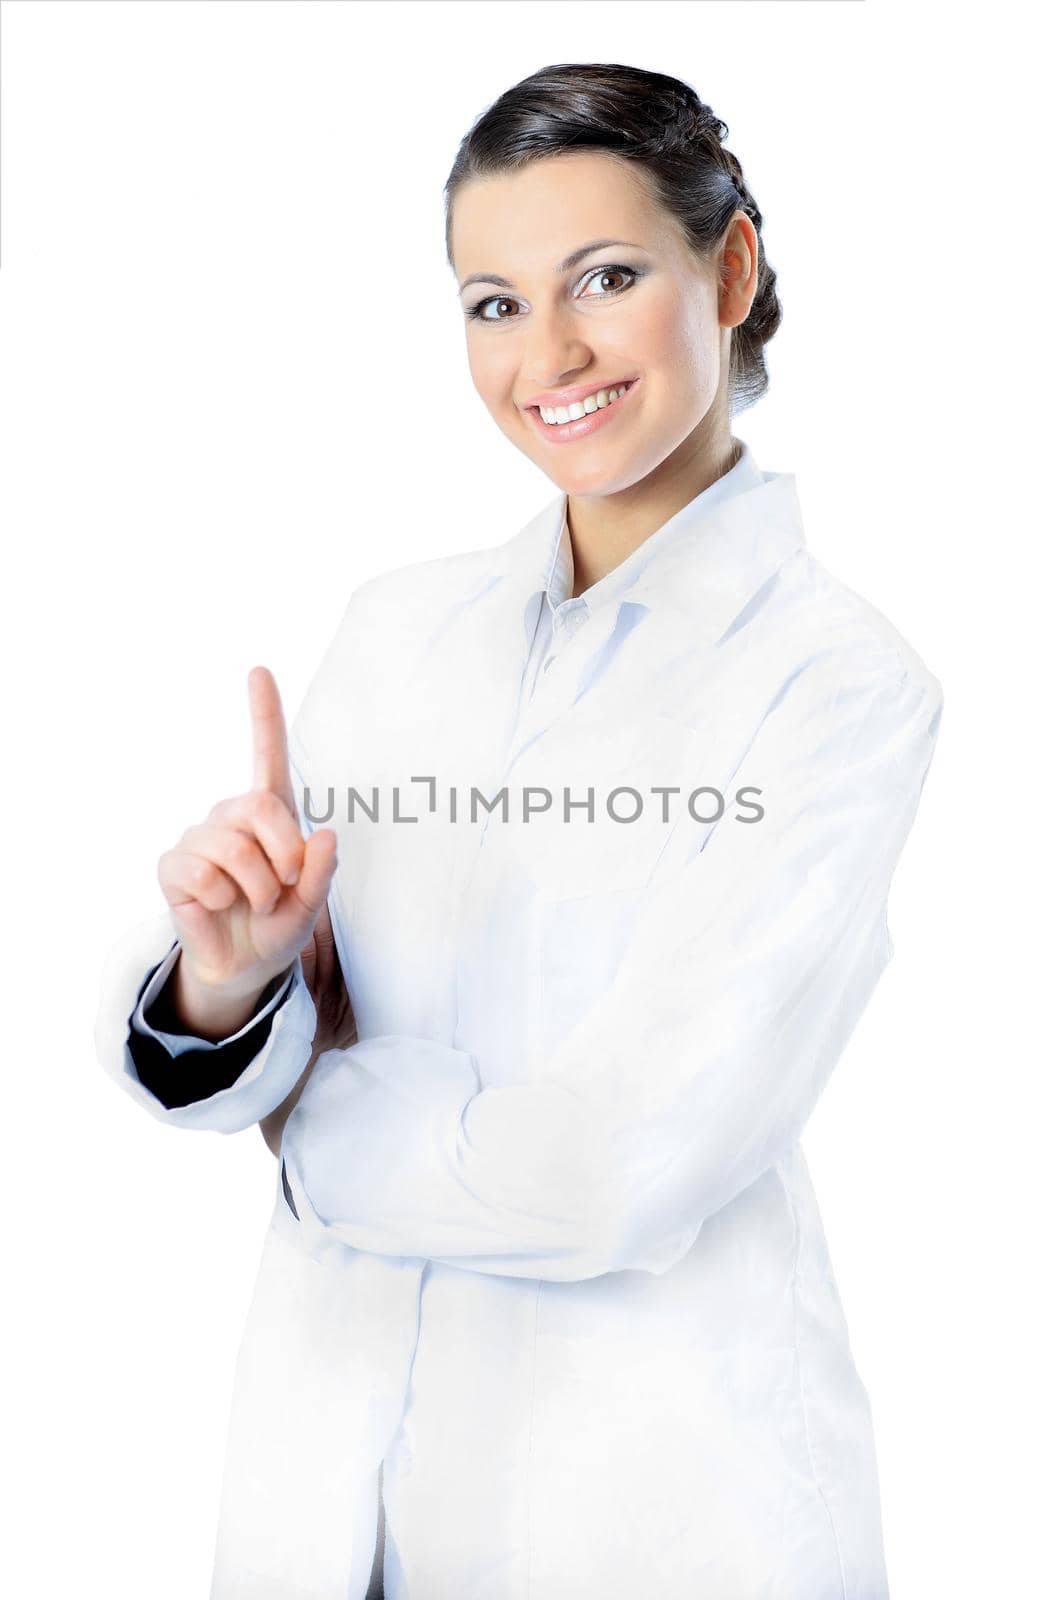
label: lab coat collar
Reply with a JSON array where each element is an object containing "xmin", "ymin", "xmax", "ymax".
[{"xmin": 505, "ymin": 442, "xmax": 807, "ymax": 652}]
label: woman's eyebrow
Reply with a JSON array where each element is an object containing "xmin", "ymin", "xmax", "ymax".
[{"xmin": 457, "ymin": 238, "xmax": 644, "ymax": 295}]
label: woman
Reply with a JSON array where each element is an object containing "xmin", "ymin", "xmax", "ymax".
[{"xmin": 96, "ymin": 63, "xmax": 943, "ymax": 1599}]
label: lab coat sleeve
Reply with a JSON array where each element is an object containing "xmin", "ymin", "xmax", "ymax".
[
  {"xmin": 94, "ymin": 909, "xmax": 317, "ymax": 1133},
  {"xmin": 127, "ymin": 943, "xmax": 299, "ymax": 1104},
  {"xmin": 94, "ymin": 752, "xmax": 319, "ymax": 1134},
  {"xmin": 280, "ymin": 647, "xmax": 944, "ymax": 1280}
]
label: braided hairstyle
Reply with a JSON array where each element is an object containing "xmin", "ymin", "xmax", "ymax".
[{"xmin": 444, "ymin": 63, "xmax": 781, "ymax": 414}]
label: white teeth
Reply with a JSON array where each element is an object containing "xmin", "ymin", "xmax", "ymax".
[{"xmin": 540, "ymin": 383, "xmax": 629, "ymax": 425}]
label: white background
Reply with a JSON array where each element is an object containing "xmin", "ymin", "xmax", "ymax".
[{"xmin": 1, "ymin": 1, "xmax": 1054, "ymax": 1594}]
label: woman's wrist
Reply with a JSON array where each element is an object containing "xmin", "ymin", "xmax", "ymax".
[{"xmin": 156, "ymin": 948, "xmax": 293, "ymax": 1042}]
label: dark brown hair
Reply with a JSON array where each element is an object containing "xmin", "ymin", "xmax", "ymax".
[{"xmin": 444, "ymin": 62, "xmax": 781, "ymax": 415}]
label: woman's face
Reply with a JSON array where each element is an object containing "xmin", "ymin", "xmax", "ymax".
[{"xmin": 450, "ymin": 151, "xmax": 756, "ymax": 498}]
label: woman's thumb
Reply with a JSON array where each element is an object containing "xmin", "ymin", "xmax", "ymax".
[{"xmin": 297, "ymin": 828, "xmax": 338, "ymax": 914}]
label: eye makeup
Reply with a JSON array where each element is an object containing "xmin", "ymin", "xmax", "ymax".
[{"xmin": 463, "ymin": 263, "xmax": 643, "ymax": 323}]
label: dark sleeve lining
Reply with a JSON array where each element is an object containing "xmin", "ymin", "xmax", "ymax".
[{"xmin": 126, "ymin": 955, "xmax": 293, "ymax": 1111}]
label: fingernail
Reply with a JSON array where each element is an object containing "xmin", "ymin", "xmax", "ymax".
[{"xmin": 284, "ymin": 867, "xmax": 299, "ymax": 885}]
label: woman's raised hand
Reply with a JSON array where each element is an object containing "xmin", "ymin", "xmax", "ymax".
[{"xmin": 157, "ymin": 666, "xmax": 337, "ymax": 1029}]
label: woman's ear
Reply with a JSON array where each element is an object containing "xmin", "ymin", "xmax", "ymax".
[{"xmin": 717, "ymin": 212, "xmax": 758, "ymax": 329}]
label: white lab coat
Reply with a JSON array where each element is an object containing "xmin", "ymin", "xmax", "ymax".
[{"xmin": 96, "ymin": 441, "xmax": 943, "ymax": 1598}]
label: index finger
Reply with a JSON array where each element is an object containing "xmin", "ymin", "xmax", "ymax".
[{"xmin": 248, "ymin": 664, "xmax": 295, "ymax": 811}]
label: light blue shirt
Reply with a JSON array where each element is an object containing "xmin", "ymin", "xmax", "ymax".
[{"xmin": 521, "ymin": 439, "xmax": 762, "ymax": 708}]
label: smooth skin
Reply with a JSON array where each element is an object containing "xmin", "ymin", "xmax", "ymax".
[
  {"xmin": 452, "ymin": 149, "xmax": 758, "ymax": 594},
  {"xmin": 154, "ymin": 665, "xmax": 354, "ymax": 1155}
]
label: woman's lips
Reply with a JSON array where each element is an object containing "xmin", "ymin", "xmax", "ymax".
[{"xmin": 526, "ymin": 379, "xmax": 640, "ymax": 444}]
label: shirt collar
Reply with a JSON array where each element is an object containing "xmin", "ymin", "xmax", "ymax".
[
  {"xmin": 540, "ymin": 437, "xmax": 765, "ymax": 619},
  {"xmin": 502, "ymin": 438, "xmax": 808, "ymax": 652}
]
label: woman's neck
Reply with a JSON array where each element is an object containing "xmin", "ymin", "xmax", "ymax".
[{"xmin": 567, "ymin": 423, "xmax": 741, "ymax": 598}]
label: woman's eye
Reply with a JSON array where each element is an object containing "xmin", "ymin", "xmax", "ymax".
[
  {"xmin": 470, "ymin": 296, "xmax": 521, "ymax": 323},
  {"xmin": 581, "ymin": 265, "xmax": 637, "ymax": 297},
  {"xmin": 464, "ymin": 264, "xmax": 639, "ymax": 323}
]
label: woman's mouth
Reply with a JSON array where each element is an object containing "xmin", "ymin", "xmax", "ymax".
[{"xmin": 525, "ymin": 378, "xmax": 640, "ymax": 444}]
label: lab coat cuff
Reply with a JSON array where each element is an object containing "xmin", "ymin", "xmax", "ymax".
[
  {"xmin": 130, "ymin": 941, "xmax": 297, "ymax": 1056},
  {"xmin": 95, "ymin": 909, "xmax": 318, "ymax": 1133}
]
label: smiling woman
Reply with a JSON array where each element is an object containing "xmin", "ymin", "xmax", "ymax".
[
  {"xmin": 445, "ymin": 75, "xmax": 780, "ymax": 594},
  {"xmin": 97, "ymin": 60, "xmax": 943, "ymax": 1600}
]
